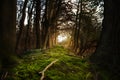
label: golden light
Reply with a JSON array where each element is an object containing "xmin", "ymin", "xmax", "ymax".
[{"xmin": 57, "ymin": 34, "xmax": 67, "ymax": 43}]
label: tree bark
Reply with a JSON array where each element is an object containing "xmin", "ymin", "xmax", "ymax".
[
  {"xmin": 91, "ymin": 0, "xmax": 120, "ymax": 78},
  {"xmin": 0, "ymin": 0, "xmax": 16, "ymax": 76}
]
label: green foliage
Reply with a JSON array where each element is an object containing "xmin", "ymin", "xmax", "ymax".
[{"xmin": 6, "ymin": 46, "xmax": 104, "ymax": 80}]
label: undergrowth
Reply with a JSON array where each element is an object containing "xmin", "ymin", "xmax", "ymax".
[{"xmin": 6, "ymin": 46, "xmax": 109, "ymax": 80}]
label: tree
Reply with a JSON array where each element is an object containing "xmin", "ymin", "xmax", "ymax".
[
  {"xmin": 24, "ymin": 0, "xmax": 35, "ymax": 51},
  {"xmin": 0, "ymin": 0, "xmax": 16, "ymax": 78},
  {"xmin": 16, "ymin": 0, "xmax": 28, "ymax": 54},
  {"xmin": 34, "ymin": 0, "xmax": 41, "ymax": 48},
  {"xmin": 91, "ymin": 0, "xmax": 120, "ymax": 79},
  {"xmin": 71, "ymin": 0, "xmax": 101, "ymax": 56},
  {"xmin": 42, "ymin": 0, "xmax": 63, "ymax": 49}
]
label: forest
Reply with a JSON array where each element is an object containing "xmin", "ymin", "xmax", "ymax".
[{"xmin": 0, "ymin": 0, "xmax": 120, "ymax": 80}]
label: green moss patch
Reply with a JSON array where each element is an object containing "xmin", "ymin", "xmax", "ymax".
[{"xmin": 6, "ymin": 46, "xmax": 96, "ymax": 80}]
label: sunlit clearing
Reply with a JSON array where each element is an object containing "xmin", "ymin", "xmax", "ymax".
[{"xmin": 57, "ymin": 35, "xmax": 67, "ymax": 43}]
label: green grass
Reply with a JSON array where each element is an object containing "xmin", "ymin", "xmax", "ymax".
[{"xmin": 6, "ymin": 46, "xmax": 109, "ymax": 80}]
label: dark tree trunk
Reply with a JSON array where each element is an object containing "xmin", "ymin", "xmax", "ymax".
[
  {"xmin": 91, "ymin": 0, "xmax": 120, "ymax": 78},
  {"xmin": 34, "ymin": 0, "xmax": 41, "ymax": 49},
  {"xmin": 0, "ymin": 0, "xmax": 16, "ymax": 77}
]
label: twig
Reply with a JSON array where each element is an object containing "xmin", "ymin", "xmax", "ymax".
[
  {"xmin": 1, "ymin": 72, "xmax": 8, "ymax": 80},
  {"xmin": 39, "ymin": 59, "xmax": 58, "ymax": 80}
]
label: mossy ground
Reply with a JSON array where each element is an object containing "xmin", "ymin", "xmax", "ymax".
[{"xmin": 6, "ymin": 46, "xmax": 109, "ymax": 80}]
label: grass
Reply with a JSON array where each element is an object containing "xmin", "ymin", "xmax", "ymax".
[{"xmin": 6, "ymin": 46, "xmax": 109, "ymax": 80}]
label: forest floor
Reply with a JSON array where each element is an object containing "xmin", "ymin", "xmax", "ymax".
[{"xmin": 6, "ymin": 46, "xmax": 109, "ymax": 80}]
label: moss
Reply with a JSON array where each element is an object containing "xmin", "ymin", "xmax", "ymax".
[{"xmin": 7, "ymin": 46, "xmax": 96, "ymax": 80}]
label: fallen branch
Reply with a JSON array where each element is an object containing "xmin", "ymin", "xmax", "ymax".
[
  {"xmin": 39, "ymin": 59, "xmax": 59, "ymax": 80},
  {"xmin": 1, "ymin": 72, "xmax": 8, "ymax": 80}
]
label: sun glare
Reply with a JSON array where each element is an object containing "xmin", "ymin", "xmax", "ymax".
[{"xmin": 57, "ymin": 35, "xmax": 67, "ymax": 43}]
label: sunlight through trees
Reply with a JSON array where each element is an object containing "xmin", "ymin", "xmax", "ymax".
[
  {"xmin": 57, "ymin": 35, "xmax": 67, "ymax": 43},
  {"xmin": 7, "ymin": 0, "xmax": 120, "ymax": 80},
  {"xmin": 15, "ymin": 0, "xmax": 103, "ymax": 55}
]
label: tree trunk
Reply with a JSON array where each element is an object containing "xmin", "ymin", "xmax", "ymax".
[
  {"xmin": 16, "ymin": 0, "xmax": 28, "ymax": 54},
  {"xmin": 34, "ymin": 0, "xmax": 41, "ymax": 49},
  {"xmin": 24, "ymin": 1, "xmax": 34, "ymax": 51},
  {"xmin": 0, "ymin": 0, "xmax": 16, "ymax": 74},
  {"xmin": 91, "ymin": 0, "xmax": 120, "ymax": 78}
]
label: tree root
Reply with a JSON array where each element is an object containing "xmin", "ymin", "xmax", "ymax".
[{"xmin": 39, "ymin": 59, "xmax": 58, "ymax": 80}]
